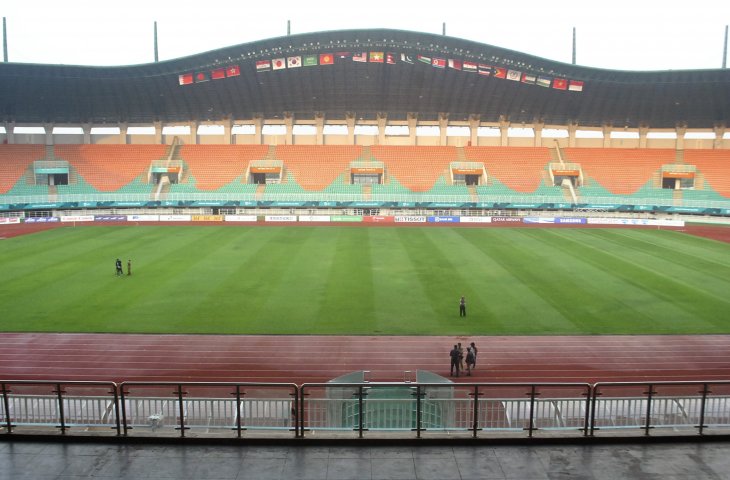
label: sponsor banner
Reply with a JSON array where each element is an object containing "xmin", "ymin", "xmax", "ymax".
[
  {"xmin": 128, "ymin": 214, "xmax": 159, "ymax": 222},
  {"xmin": 94, "ymin": 215, "xmax": 127, "ymax": 222},
  {"xmin": 491, "ymin": 217, "xmax": 523, "ymax": 223},
  {"xmin": 160, "ymin": 215, "xmax": 191, "ymax": 222},
  {"xmin": 265, "ymin": 215, "xmax": 297, "ymax": 222},
  {"xmin": 224, "ymin": 215, "xmax": 258, "ymax": 222},
  {"xmin": 110, "ymin": 201, "xmax": 148, "ymax": 208},
  {"xmin": 427, "ymin": 216, "xmax": 460, "ymax": 223},
  {"xmin": 663, "ymin": 171, "xmax": 695, "ymax": 179},
  {"xmin": 23, "ymin": 217, "xmax": 60, "ymax": 223},
  {"xmin": 190, "ymin": 201, "xmax": 226, "ymax": 207},
  {"xmin": 298, "ymin": 215, "xmax": 331, "ymax": 222},
  {"xmin": 452, "ymin": 168, "xmax": 483, "ymax": 175},
  {"xmin": 192, "ymin": 215, "xmax": 223, "ymax": 222},
  {"xmin": 552, "ymin": 169, "xmax": 580, "ymax": 176},
  {"xmin": 250, "ymin": 166, "xmax": 281, "ymax": 173},
  {"xmin": 0, "ymin": 204, "xmax": 10, "ymax": 210},
  {"xmin": 394, "ymin": 216, "xmax": 427, "ymax": 223},
  {"xmin": 458, "ymin": 216, "xmax": 492, "ymax": 223},
  {"xmin": 364, "ymin": 216, "xmax": 394, "ymax": 223},
  {"xmin": 61, "ymin": 215, "xmax": 95, "ymax": 223},
  {"xmin": 587, "ymin": 218, "xmax": 684, "ymax": 227},
  {"xmin": 332, "ymin": 216, "xmax": 363, "ymax": 222},
  {"xmin": 0, "ymin": 217, "xmax": 21, "ymax": 224},
  {"xmin": 27, "ymin": 203, "xmax": 61, "ymax": 209},
  {"xmin": 523, "ymin": 217, "xmax": 556, "ymax": 224},
  {"xmin": 556, "ymin": 217, "xmax": 587, "ymax": 224}
]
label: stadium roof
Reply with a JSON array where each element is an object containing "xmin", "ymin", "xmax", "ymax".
[{"xmin": 1, "ymin": 29, "xmax": 729, "ymax": 128}]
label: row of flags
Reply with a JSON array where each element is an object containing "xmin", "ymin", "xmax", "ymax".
[
  {"xmin": 179, "ymin": 52, "xmax": 584, "ymax": 92},
  {"xmin": 178, "ymin": 65, "xmax": 240, "ymax": 85}
]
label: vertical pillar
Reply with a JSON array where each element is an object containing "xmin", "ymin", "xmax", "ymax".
[
  {"xmin": 188, "ymin": 121, "xmax": 198, "ymax": 145},
  {"xmin": 346, "ymin": 113, "xmax": 356, "ymax": 145},
  {"xmin": 119, "ymin": 123, "xmax": 128, "ymax": 145},
  {"xmin": 407, "ymin": 113, "xmax": 418, "ymax": 145},
  {"xmin": 315, "ymin": 113, "xmax": 325, "ymax": 145},
  {"xmin": 565, "ymin": 123, "xmax": 577, "ymax": 148},
  {"xmin": 675, "ymin": 125, "xmax": 687, "ymax": 150},
  {"xmin": 499, "ymin": 116, "xmax": 509, "ymax": 147},
  {"xmin": 639, "ymin": 125, "xmax": 649, "ymax": 148},
  {"xmin": 44, "ymin": 123, "xmax": 54, "ymax": 145},
  {"xmin": 153, "ymin": 121, "xmax": 163, "ymax": 144},
  {"xmin": 4, "ymin": 122, "xmax": 15, "ymax": 144},
  {"xmin": 377, "ymin": 113, "xmax": 387, "ymax": 145},
  {"xmin": 222, "ymin": 118, "xmax": 233, "ymax": 145},
  {"xmin": 82, "ymin": 124, "xmax": 92, "ymax": 144},
  {"xmin": 533, "ymin": 121, "xmax": 544, "ymax": 147},
  {"xmin": 602, "ymin": 125, "xmax": 612, "ymax": 148},
  {"xmin": 439, "ymin": 113, "xmax": 448, "ymax": 146},
  {"xmin": 713, "ymin": 124, "xmax": 725, "ymax": 149},
  {"xmin": 253, "ymin": 115, "xmax": 263, "ymax": 145},
  {"xmin": 469, "ymin": 115, "xmax": 480, "ymax": 147},
  {"xmin": 284, "ymin": 112, "xmax": 294, "ymax": 145}
]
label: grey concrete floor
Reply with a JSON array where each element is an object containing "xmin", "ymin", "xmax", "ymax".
[{"xmin": 1, "ymin": 440, "xmax": 729, "ymax": 479}]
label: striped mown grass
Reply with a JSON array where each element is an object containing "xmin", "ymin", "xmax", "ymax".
[{"xmin": 1, "ymin": 225, "xmax": 729, "ymax": 335}]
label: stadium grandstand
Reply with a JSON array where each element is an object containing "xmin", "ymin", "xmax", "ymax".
[{"xmin": 1, "ymin": 28, "xmax": 729, "ymax": 219}]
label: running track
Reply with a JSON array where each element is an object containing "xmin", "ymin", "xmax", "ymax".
[{"xmin": 2, "ymin": 333, "xmax": 730, "ymax": 384}]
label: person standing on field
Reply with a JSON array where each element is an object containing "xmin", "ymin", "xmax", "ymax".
[
  {"xmin": 115, "ymin": 258, "xmax": 123, "ymax": 276},
  {"xmin": 459, "ymin": 295, "xmax": 466, "ymax": 317},
  {"xmin": 127, "ymin": 259, "xmax": 132, "ymax": 276}
]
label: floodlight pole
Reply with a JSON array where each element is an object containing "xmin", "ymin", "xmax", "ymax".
[
  {"xmin": 442, "ymin": 22, "xmax": 446, "ymax": 36},
  {"xmin": 3, "ymin": 17, "xmax": 7, "ymax": 63},
  {"xmin": 154, "ymin": 21, "xmax": 159, "ymax": 63},
  {"xmin": 287, "ymin": 20, "xmax": 291, "ymax": 36},
  {"xmin": 572, "ymin": 27, "xmax": 576, "ymax": 65}
]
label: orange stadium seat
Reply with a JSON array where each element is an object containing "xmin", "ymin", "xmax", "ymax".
[
  {"xmin": 0, "ymin": 145, "xmax": 46, "ymax": 194},
  {"xmin": 370, "ymin": 146, "xmax": 457, "ymax": 192},
  {"xmin": 683, "ymin": 150, "xmax": 730, "ymax": 197},
  {"xmin": 463, "ymin": 146, "xmax": 552, "ymax": 193},
  {"xmin": 179, "ymin": 145, "xmax": 269, "ymax": 191},
  {"xmin": 275, "ymin": 145, "xmax": 363, "ymax": 190}
]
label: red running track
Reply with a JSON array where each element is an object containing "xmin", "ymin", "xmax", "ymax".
[{"xmin": 2, "ymin": 333, "xmax": 730, "ymax": 384}]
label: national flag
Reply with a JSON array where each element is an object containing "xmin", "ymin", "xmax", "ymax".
[
  {"xmin": 463, "ymin": 61, "xmax": 477, "ymax": 73},
  {"xmin": 336, "ymin": 52, "xmax": 351, "ymax": 59},
  {"xmin": 353, "ymin": 52, "xmax": 367, "ymax": 62},
  {"xmin": 400, "ymin": 53, "xmax": 414, "ymax": 64},
  {"xmin": 448, "ymin": 59, "xmax": 462, "ymax": 70},
  {"xmin": 477, "ymin": 64, "xmax": 492, "ymax": 76},
  {"xmin": 319, "ymin": 53, "xmax": 334, "ymax": 65},
  {"xmin": 385, "ymin": 52, "xmax": 396, "ymax": 64},
  {"xmin": 211, "ymin": 68, "xmax": 226, "ymax": 80},
  {"xmin": 178, "ymin": 73, "xmax": 194, "ymax": 85},
  {"xmin": 568, "ymin": 80, "xmax": 584, "ymax": 92},
  {"xmin": 521, "ymin": 73, "xmax": 536, "ymax": 84},
  {"xmin": 493, "ymin": 67, "xmax": 507, "ymax": 79},
  {"xmin": 537, "ymin": 76, "xmax": 551, "ymax": 87},
  {"xmin": 417, "ymin": 54, "xmax": 431, "ymax": 64},
  {"xmin": 287, "ymin": 56, "xmax": 301, "ymax": 68},
  {"xmin": 226, "ymin": 65, "xmax": 241, "ymax": 77},
  {"xmin": 256, "ymin": 60, "xmax": 271, "ymax": 72},
  {"xmin": 507, "ymin": 70, "xmax": 522, "ymax": 81},
  {"xmin": 272, "ymin": 58, "xmax": 286, "ymax": 70},
  {"xmin": 369, "ymin": 52, "xmax": 384, "ymax": 63},
  {"xmin": 432, "ymin": 58, "xmax": 446, "ymax": 68},
  {"xmin": 303, "ymin": 55, "xmax": 318, "ymax": 67},
  {"xmin": 194, "ymin": 71, "xmax": 210, "ymax": 83},
  {"xmin": 553, "ymin": 78, "xmax": 568, "ymax": 90}
]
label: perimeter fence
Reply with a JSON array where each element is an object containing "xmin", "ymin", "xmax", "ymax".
[{"xmin": 2, "ymin": 380, "xmax": 730, "ymax": 440}]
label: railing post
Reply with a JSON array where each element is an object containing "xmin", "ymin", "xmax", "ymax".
[
  {"xmin": 414, "ymin": 385, "xmax": 422, "ymax": 439},
  {"xmin": 175, "ymin": 383, "xmax": 188, "ymax": 437},
  {"xmin": 644, "ymin": 384, "xmax": 656, "ymax": 436},
  {"xmin": 110, "ymin": 383, "xmax": 121, "ymax": 436},
  {"xmin": 526, "ymin": 385, "xmax": 538, "ymax": 438},
  {"xmin": 233, "ymin": 385, "xmax": 243, "ymax": 438},
  {"xmin": 120, "ymin": 385, "xmax": 130, "ymax": 436},
  {"xmin": 1, "ymin": 383, "xmax": 13, "ymax": 434},
  {"xmin": 291, "ymin": 386, "xmax": 299, "ymax": 438},
  {"xmin": 299, "ymin": 386, "xmax": 306, "ymax": 439},
  {"xmin": 583, "ymin": 384, "xmax": 592, "ymax": 437},
  {"xmin": 697, "ymin": 383, "xmax": 710, "ymax": 436},
  {"xmin": 472, "ymin": 385, "xmax": 480, "ymax": 438},
  {"xmin": 590, "ymin": 385, "xmax": 600, "ymax": 437},
  {"xmin": 357, "ymin": 385, "xmax": 365, "ymax": 439},
  {"xmin": 54, "ymin": 383, "xmax": 67, "ymax": 435}
]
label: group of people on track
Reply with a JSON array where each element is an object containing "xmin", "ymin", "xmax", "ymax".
[{"xmin": 449, "ymin": 341, "xmax": 478, "ymax": 377}]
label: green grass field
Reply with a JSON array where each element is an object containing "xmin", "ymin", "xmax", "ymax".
[{"xmin": 1, "ymin": 225, "xmax": 729, "ymax": 335}]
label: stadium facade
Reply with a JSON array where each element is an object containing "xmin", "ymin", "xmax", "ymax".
[{"xmin": 0, "ymin": 29, "xmax": 729, "ymax": 218}]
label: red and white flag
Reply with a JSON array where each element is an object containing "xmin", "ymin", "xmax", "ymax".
[
  {"xmin": 353, "ymin": 52, "xmax": 367, "ymax": 62},
  {"xmin": 463, "ymin": 61, "xmax": 477, "ymax": 73},
  {"xmin": 568, "ymin": 80, "xmax": 584, "ymax": 92},
  {"xmin": 211, "ymin": 68, "xmax": 226, "ymax": 80},
  {"xmin": 448, "ymin": 59, "xmax": 462, "ymax": 70},
  {"xmin": 478, "ymin": 64, "xmax": 492, "ymax": 76},
  {"xmin": 272, "ymin": 58, "xmax": 286, "ymax": 70},
  {"xmin": 385, "ymin": 52, "xmax": 396, "ymax": 64},
  {"xmin": 256, "ymin": 60, "xmax": 271, "ymax": 72},
  {"xmin": 178, "ymin": 73, "xmax": 193, "ymax": 85},
  {"xmin": 287, "ymin": 56, "xmax": 301, "ymax": 68}
]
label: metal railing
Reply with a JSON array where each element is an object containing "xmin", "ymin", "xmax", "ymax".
[{"xmin": 2, "ymin": 380, "xmax": 730, "ymax": 439}]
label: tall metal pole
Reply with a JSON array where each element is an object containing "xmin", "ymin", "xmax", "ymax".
[
  {"xmin": 572, "ymin": 27, "xmax": 576, "ymax": 65},
  {"xmin": 3, "ymin": 17, "xmax": 8, "ymax": 63},
  {"xmin": 153, "ymin": 21, "xmax": 159, "ymax": 63},
  {"xmin": 287, "ymin": 20, "xmax": 291, "ymax": 36},
  {"xmin": 723, "ymin": 25, "xmax": 728, "ymax": 69},
  {"xmin": 442, "ymin": 22, "xmax": 446, "ymax": 36}
]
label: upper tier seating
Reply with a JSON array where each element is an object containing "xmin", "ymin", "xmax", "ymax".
[
  {"xmin": 463, "ymin": 147, "xmax": 552, "ymax": 193},
  {"xmin": 563, "ymin": 148, "xmax": 674, "ymax": 196},
  {"xmin": 178, "ymin": 145, "xmax": 269, "ymax": 191},
  {"xmin": 55, "ymin": 145, "xmax": 167, "ymax": 192},
  {"xmin": 0, "ymin": 145, "xmax": 46, "ymax": 194},
  {"xmin": 683, "ymin": 150, "xmax": 730, "ymax": 197}
]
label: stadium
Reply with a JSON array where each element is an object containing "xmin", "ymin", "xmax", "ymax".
[{"xmin": 2, "ymin": 22, "xmax": 730, "ymax": 477}]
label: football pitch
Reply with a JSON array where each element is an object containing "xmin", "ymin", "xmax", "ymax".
[{"xmin": 1, "ymin": 225, "xmax": 729, "ymax": 336}]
